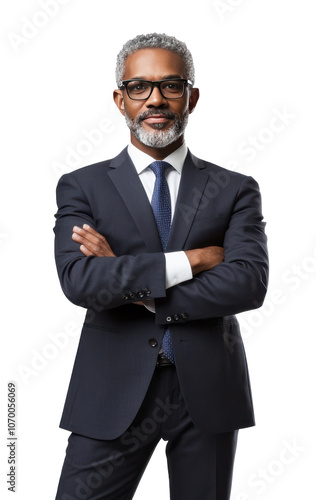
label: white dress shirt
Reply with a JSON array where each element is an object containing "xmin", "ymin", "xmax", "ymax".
[{"xmin": 127, "ymin": 142, "xmax": 193, "ymax": 310}]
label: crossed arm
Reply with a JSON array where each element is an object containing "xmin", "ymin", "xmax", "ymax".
[
  {"xmin": 72, "ymin": 224, "xmax": 225, "ymax": 277},
  {"xmin": 55, "ymin": 172, "xmax": 268, "ymax": 323}
]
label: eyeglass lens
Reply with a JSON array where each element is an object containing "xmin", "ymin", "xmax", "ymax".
[{"xmin": 126, "ymin": 80, "xmax": 185, "ymax": 99}]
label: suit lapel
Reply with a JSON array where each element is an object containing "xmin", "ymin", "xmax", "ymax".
[
  {"xmin": 108, "ymin": 147, "xmax": 210, "ymax": 253},
  {"xmin": 167, "ymin": 150, "xmax": 210, "ymax": 251},
  {"xmin": 107, "ymin": 148, "xmax": 162, "ymax": 252}
]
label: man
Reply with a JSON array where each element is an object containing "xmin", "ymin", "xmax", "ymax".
[{"xmin": 54, "ymin": 33, "xmax": 268, "ymax": 500}]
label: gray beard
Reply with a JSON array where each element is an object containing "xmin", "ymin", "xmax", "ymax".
[{"xmin": 124, "ymin": 109, "xmax": 189, "ymax": 148}]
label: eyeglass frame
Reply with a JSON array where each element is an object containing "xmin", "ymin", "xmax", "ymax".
[{"xmin": 118, "ymin": 78, "xmax": 193, "ymax": 100}]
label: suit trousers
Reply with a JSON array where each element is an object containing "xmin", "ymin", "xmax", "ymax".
[{"xmin": 55, "ymin": 365, "xmax": 238, "ymax": 500}]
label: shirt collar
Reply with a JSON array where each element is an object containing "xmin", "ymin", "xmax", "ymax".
[{"xmin": 127, "ymin": 142, "xmax": 188, "ymax": 175}]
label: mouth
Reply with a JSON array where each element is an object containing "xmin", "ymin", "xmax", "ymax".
[{"xmin": 142, "ymin": 115, "xmax": 172, "ymax": 124}]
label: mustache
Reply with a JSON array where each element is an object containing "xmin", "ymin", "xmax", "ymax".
[{"xmin": 137, "ymin": 109, "xmax": 176, "ymax": 123}]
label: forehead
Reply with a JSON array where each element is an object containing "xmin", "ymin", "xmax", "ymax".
[{"xmin": 123, "ymin": 48, "xmax": 186, "ymax": 80}]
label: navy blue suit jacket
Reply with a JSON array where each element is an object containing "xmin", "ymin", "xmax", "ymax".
[{"xmin": 54, "ymin": 147, "xmax": 268, "ymax": 440}]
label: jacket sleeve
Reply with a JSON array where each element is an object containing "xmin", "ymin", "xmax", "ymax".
[
  {"xmin": 53, "ymin": 172, "xmax": 166, "ymax": 310},
  {"xmin": 155, "ymin": 176, "xmax": 269, "ymax": 324}
]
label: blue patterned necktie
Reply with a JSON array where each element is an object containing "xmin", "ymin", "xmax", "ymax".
[{"xmin": 149, "ymin": 161, "xmax": 174, "ymax": 363}]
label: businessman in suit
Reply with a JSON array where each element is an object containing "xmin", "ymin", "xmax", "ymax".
[{"xmin": 54, "ymin": 33, "xmax": 268, "ymax": 500}]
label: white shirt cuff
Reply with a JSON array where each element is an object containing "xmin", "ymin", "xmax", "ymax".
[
  {"xmin": 165, "ymin": 251, "xmax": 193, "ymax": 289},
  {"xmin": 144, "ymin": 299, "xmax": 156, "ymax": 313},
  {"xmin": 143, "ymin": 251, "xmax": 192, "ymax": 314}
]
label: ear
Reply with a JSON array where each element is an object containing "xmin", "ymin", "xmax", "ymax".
[
  {"xmin": 113, "ymin": 89, "xmax": 125, "ymax": 116},
  {"xmin": 188, "ymin": 87, "xmax": 200, "ymax": 114}
]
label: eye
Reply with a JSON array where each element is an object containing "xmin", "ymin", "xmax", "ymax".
[
  {"xmin": 128, "ymin": 81, "xmax": 150, "ymax": 94},
  {"xmin": 161, "ymin": 81, "xmax": 183, "ymax": 93}
]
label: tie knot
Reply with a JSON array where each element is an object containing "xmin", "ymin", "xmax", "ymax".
[{"xmin": 149, "ymin": 161, "xmax": 172, "ymax": 178}]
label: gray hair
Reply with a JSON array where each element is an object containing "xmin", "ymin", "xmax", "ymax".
[{"xmin": 115, "ymin": 33, "xmax": 195, "ymax": 87}]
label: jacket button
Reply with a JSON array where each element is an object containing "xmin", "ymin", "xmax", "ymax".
[
  {"xmin": 149, "ymin": 338, "xmax": 158, "ymax": 348},
  {"xmin": 166, "ymin": 316, "xmax": 172, "ymax": 322},
  {"xmin": 174, "ymin": 314, "xmax": 179, "ymax": 321},
  {"xmin": 145, "ymin": 289, "xmax": 151, "ymax": 296},
  {"xmin": 138, "ymin": 290, "xmax": 145, "ymax": 298},
  {"xmin": 121, "ymin": 294, "xmax": 128, "ymax": 300},
  {"xmin": 129, "ymin": 292, "xmax": 135, "ymax": 299},
  {"xmin": 180, "ymin": 313, "xmax": 188, "ymax": 320}
]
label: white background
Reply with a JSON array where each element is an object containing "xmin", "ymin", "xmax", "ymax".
[{"xmin": 1, "ymin": 1, "xmax": 315, "ymax": 498}]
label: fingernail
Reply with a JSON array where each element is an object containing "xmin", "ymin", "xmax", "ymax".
[{"xmin": 83, "ymin": 224, "xmax": 90, "ymax": 229}]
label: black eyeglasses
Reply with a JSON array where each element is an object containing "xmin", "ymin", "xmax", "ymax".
[{"xmin": 119, "ymin": 78, "xmax": 193, "ymax": 100}]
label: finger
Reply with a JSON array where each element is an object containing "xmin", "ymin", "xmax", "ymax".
[
  {"xmin": 82, "ymin": 224, "xmax": 103, "ymax": 238},
  {"xmin": 72, "ymin": 232, "xmax": 102, "ymax": 255},
  {"xmin": 79, "ymin": 244, "xmax": 94, "ymax": 257},
  {"xmin": 72, "ymin": 226, "xmax": 115, "ymax": 257},
  {"xmin": 73, "ymin": 225, "xmax": 98, "ymax": 239},
  {"xmin": 73, "ymin": 226, "xmax": 104, "ymax": 246},
  {"xmin": 82, "ymin": 224, "xmax": 108, "ymax": 246}
]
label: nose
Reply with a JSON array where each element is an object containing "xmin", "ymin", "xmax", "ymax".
[{"xmin": 145, "ymin": 85, "xmax": 168, "ymax": 107}]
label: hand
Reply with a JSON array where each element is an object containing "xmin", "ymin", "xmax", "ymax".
[
  {"xmin": 72, "ymin": 224, "xmax": 116, "ymax": 257},
  {"xmin": 73, "ymin": 225, "xmax": 144, "ymax": 306},
  {"xmin": 185, "ymin": 246, "xmax": 224, "ymax": 276}
]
